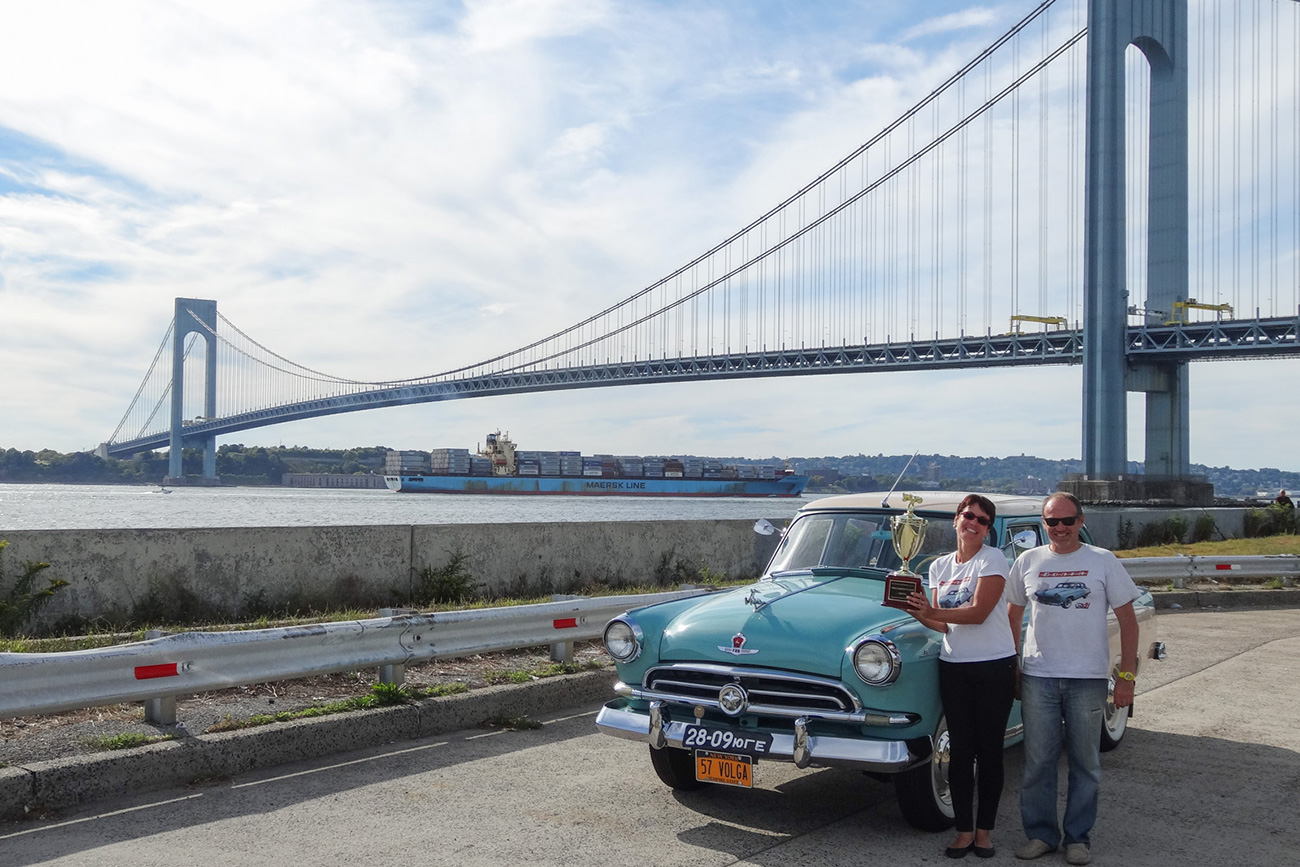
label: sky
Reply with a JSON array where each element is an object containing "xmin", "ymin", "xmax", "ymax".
[{"xmin": 1, "ymin": 0, "xmax": 1298, "ymax": 472}]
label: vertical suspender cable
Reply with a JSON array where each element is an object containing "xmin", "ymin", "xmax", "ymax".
[
  {"xmin": 1039, "ymin": 13, "xmax": 1049, "ymax": 321},
  {"xmin": 1252, "ymin": 0, "xmax": 1260, "ymax": 316},
  {"xmin": 1233, "ymin": 0, "xmax": 1241, "ymax": 314},
  {"xmin": 1012, "ymin": 34, "xmax": 1021, "ymax": 320}
]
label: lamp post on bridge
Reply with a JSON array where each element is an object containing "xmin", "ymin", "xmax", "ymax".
[{"xmin": 1067, "ymin": 0, "xmax": 1213, "ymax": 506}]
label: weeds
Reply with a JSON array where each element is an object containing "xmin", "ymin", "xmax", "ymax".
[
  {"xmin": 84, "ymin": 732, "xmax": 177, "ymax": 751},
  {"xmin": 485, "ymin": 670, "xmax": 534, "ymax": 685},
  {"xmin": 202, "ymin": 678, "xmax": 486, "ymax": 733},
  {"xmin": 1190, "ymin": 513, "xmax": 1218, "ymax": 543},
  {"xmin": 696, "ymin": 561, "xmax": 727, "ymax": 586},
  {"xmin": 0, "ymin": 540, "xmax": 68, "ymax": 639},
  {"xmin": 482, "ymin": 713, "xmax": 542, "ymax": 730},
  {"xmin": 418, "ymin": 551, "xmax": 477, "ymax": 604},
  {"xmin": 484, "ymin": 660, "xmax": 604, "ymax": 685},
  {"xmin": 1245, "ymin": 504, "xmax": 1299, "ymax": 538}
]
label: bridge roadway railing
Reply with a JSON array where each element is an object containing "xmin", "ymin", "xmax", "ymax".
[
  {"xmin": 3, "ymin": 555, "xmax": 1298, "ymax": 722},
  {"xmin": 105, "ymin": 313, "xmax": 1300, "ymax": 457}
]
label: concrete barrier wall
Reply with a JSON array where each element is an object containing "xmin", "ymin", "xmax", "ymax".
[
  {"xmin": 1083, "ymin": 506, "xmax": 1246, "ymax": 548},
  {"xmin": 1, "ymin": 521, "xmax": 782, "ymax": 631},
  {"xmin": 0, "ymin": 506, "xmax": 1250, "ymax": 632}
]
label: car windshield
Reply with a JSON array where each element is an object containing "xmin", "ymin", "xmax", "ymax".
[{"xmin": 765, "ymin": 511, "xmax": 960, "ymax": 576}]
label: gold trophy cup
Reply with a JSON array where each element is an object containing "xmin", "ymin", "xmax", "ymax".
[{"xmin": 882, "ymin": 493, "xmax": 929, "ymax": 608}]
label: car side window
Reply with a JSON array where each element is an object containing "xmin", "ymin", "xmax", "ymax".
[{"xmin": 1002, "ymin": 523, "xmax": 1042, "ymax": 563}]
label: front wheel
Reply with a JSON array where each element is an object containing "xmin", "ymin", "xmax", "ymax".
[
  {"xmin": 1100, "ymin": 676, "xmax": 1130, "ymax": 752},
  {"xmin": 893, "ymin": 716, "xmax": 955, "ymax": 831},
  {"xmin": 649, "ymin": 745, "xmax": 706, "ymax": 790}
]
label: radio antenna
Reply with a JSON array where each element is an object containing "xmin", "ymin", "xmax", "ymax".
[{"xmin": 882, "ymin": 451, "xmax": 920, "ymax": 508}]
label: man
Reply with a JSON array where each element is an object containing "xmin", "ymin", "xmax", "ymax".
[{"xmin": 1006, "ymin": 492, "xmax": 1139, "ymax": 866}]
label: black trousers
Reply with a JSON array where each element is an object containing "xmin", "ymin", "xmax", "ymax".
[{"xmin": 939, "ymin": 655, "xmax": 1018, "ymax": 832}]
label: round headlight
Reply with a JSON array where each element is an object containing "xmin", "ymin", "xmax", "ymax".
[
  {"xmin": 853, "ymin": 638, "xmax": 901, "ymax": 685},
  {"xmin": 603, "ymin": 619, "xmax": 641, "ymax": 662}
]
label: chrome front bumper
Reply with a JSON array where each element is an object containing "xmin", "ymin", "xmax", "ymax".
[{"xmin": 595, "ymin": 699, "xmax": 924, "ymax": 774}]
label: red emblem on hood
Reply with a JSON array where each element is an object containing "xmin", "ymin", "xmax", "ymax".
[{"xmin": 719, "ymin": 632, "xmax": 759, "ymax": 655}]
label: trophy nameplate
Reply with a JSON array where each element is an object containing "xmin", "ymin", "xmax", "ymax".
[
  {"xmin": 882, "ymin": 571, "xmax": 925, "ymax": 609},
  {"xmin": 882, "ymin": 493, "xmax": 930, "ymax": 608}
]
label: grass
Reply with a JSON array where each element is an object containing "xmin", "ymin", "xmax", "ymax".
[
  {"xmin": 205, "ymin": 682, "xmax": 419, "ymax": 732},
  {"xmin": 1114, "ymin": 535, "xmax": 1300, "ymax": 559},
  {"xmin": 484, "ymin": 660, "xmax": 605, "ymax": 685},
  {"xmin": 200, "ymin": 661, "xmax": 603, "ymax": 733},
  {"xmin": 84, "ymin": 732, "xmax": 178, "ymax": 751}
]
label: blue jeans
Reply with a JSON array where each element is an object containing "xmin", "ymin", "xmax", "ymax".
[{"xmin": 1019, "ymin": 675, "xmax": 1108, "ymax": 848}]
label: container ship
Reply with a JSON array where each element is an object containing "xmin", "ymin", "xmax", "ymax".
[{"xmin": 384, "ymin": 431, "xmax": 808, "ymax": 498}]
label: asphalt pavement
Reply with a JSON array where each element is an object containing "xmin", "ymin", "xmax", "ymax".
[{"xmin": 2, "ymin": 606, "xmax": 1298, "ymax": 866}]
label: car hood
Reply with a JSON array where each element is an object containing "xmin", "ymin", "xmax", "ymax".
[{"xmin": 656, "ymin": 571, "xmax": 910, "ymax": 678}]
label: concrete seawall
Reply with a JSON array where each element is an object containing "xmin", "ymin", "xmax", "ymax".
[
  {"xmin": 0, "ymin": 504, "xmax": 1251, "ymax": 631},
  {"xmin": 1, "ymin": 521, "xmax": 782, "ymax": 630}
]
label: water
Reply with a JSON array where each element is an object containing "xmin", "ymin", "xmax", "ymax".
[{"xmin": 0, "ymin": 484, "xmax": 826, "ymax": 530}]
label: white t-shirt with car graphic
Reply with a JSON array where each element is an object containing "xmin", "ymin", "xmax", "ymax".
[
  {"xmin": 927, "ymin": 544, "xmax": 1016, "ymax": 663},
  {"xmin": 1007, "ymin": 543, "xmax": 1140, "ymax": 679}
]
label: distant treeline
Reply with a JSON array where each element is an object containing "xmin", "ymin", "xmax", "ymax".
[
  {"xmin": 1, "ymin": 444, "xmax": 1294, "ymax": 498},
  {"xmin": 786, "ymin": 453, "xmax": 1299, "ymax": 500},
  {"xmin": 0, "ymin": 445, "xmax": 388, "ymax": 486}
]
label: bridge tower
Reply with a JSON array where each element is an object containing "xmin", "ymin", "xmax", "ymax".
[
  {"xmin": 164, "ymin": 298, "xmax": 220, "ymax": 485},
  {"xmin": 1072, "ymin": 0, "xmax": 1211, "ymax": 504}
]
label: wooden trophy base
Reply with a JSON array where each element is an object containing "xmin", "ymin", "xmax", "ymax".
[{"xmin": 882, "ymin": 571, "xmax": 924, "ymax": 608}]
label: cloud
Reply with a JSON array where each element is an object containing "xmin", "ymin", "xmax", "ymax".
[
  {"xmin": 0, "ymin": 0, "xmax": 1297, "ymax": 476},
  {"xmin": 901, "ymin": 8, "xmax": 1001, "ymax": 43}
]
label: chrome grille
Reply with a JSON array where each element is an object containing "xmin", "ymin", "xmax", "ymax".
[{"xmin": 644, "ymin": 664, "xmax": 859, "ymax": 714}]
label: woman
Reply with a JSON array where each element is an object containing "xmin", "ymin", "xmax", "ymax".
[{"xmin": 904, "ymin": 494, "xmax": 1017, "ymax": 860}]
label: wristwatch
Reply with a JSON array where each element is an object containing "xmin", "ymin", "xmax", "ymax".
[{"xmin": 1115, "ymin": 670, "xmax": 1136, "ymax": 681}]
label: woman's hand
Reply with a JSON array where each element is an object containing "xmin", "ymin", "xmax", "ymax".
[{"xmin": 903, "ymin": 589, "xmax": 933, "ymax": 617}]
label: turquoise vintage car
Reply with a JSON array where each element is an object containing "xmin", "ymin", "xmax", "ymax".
[{"xmin": 595, "ymin": 491, "xmax": 1163, "ymax": 831}]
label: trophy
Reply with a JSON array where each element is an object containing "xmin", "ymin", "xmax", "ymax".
[{"xmin": 882, "ymin": 493, "xmax": 929, "ymax": 608}]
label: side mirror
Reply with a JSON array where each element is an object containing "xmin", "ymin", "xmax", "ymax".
[
  {"xmin": 1012, "ymin": 530, "xmax": 1037, "ymax": 550},
  {"xmin": 753, "ymin": 518, "xmax": 778, "ymax": 536}
]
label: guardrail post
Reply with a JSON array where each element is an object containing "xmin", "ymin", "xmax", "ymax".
[
  {"xmin": 550, "ymin": 595, "xmax": 579, "ymax": 663},
  {"xmin": 142, "ymin": 630, "xmax": 177, "ymax": 725},
  {"xmin": 378, "ymin": 608, "xmax": 408, "ymax": 685}
]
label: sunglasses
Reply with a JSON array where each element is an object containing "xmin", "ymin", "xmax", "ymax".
[
  {"xmin": 1044, "ymin": 515, "xmax": 1081, "ymax": 527},
  {"xmin": 958, "ymin": 511, "xmax": 991, "ymax": 527}
]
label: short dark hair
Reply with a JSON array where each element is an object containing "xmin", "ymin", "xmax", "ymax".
[
  {"xmin": 1043, "ymin": 491, "xmax": 1083, "ymax": 517},
  {"xmin": 956, "ymin": 493, "xmax": 996, "ymax": 523}
]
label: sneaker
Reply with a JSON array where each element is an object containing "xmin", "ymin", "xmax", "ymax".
[
  {"xmin": 1014, "ymin": 839, "xmax": 1056, "ymax": 860},
  {"xmin": 1065, "ymin": 843, "xmax": 1092, "ymax": 865}
]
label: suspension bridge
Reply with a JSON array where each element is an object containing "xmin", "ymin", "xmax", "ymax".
[{"xmin": 100, "ymin": 0, "xmax": 1300, "ymax": 498}]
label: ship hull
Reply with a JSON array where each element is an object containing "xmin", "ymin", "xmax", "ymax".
[{"xmin": 383, "ymin": 474, "xmax": 808, "ymax": 497}]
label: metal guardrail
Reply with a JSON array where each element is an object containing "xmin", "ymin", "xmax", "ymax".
[
  {"xmin": 0, "ymin": 589, "xmax": 708, "ymax": 722},
  {"xmin": 1121, "ymin": 554, "xmax": 1300, "ymax": 585},
  {"xmin": 2, "ymin": 556, "xmax": 1295, "ymax": 722}
]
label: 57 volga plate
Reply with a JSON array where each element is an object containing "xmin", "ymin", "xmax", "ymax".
[{"xmin": 695, "ymin": 749, "xmax": 754, "ymax": 787}]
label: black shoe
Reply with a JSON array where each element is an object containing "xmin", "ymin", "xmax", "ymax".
[
  {"xmin": 945, "ymin": 843, "xmax": 974, "ymax": 859},
  {"xmin": 973, "ymin": 845, "xmax": 995, "ymax": 859}
]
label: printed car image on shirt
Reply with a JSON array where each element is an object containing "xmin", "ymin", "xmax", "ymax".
[
  {"xmin": 1034, "ymin": 580, "xmax": 1092, "ymax": 608},
  {"xmin": 938, "ymin": 585, "xmax": 974, "ymax": 608}
]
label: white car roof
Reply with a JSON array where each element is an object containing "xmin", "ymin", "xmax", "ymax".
[{"xmin": 799, "ymin": 491, "xmax": 1047, "ymax": 518}]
